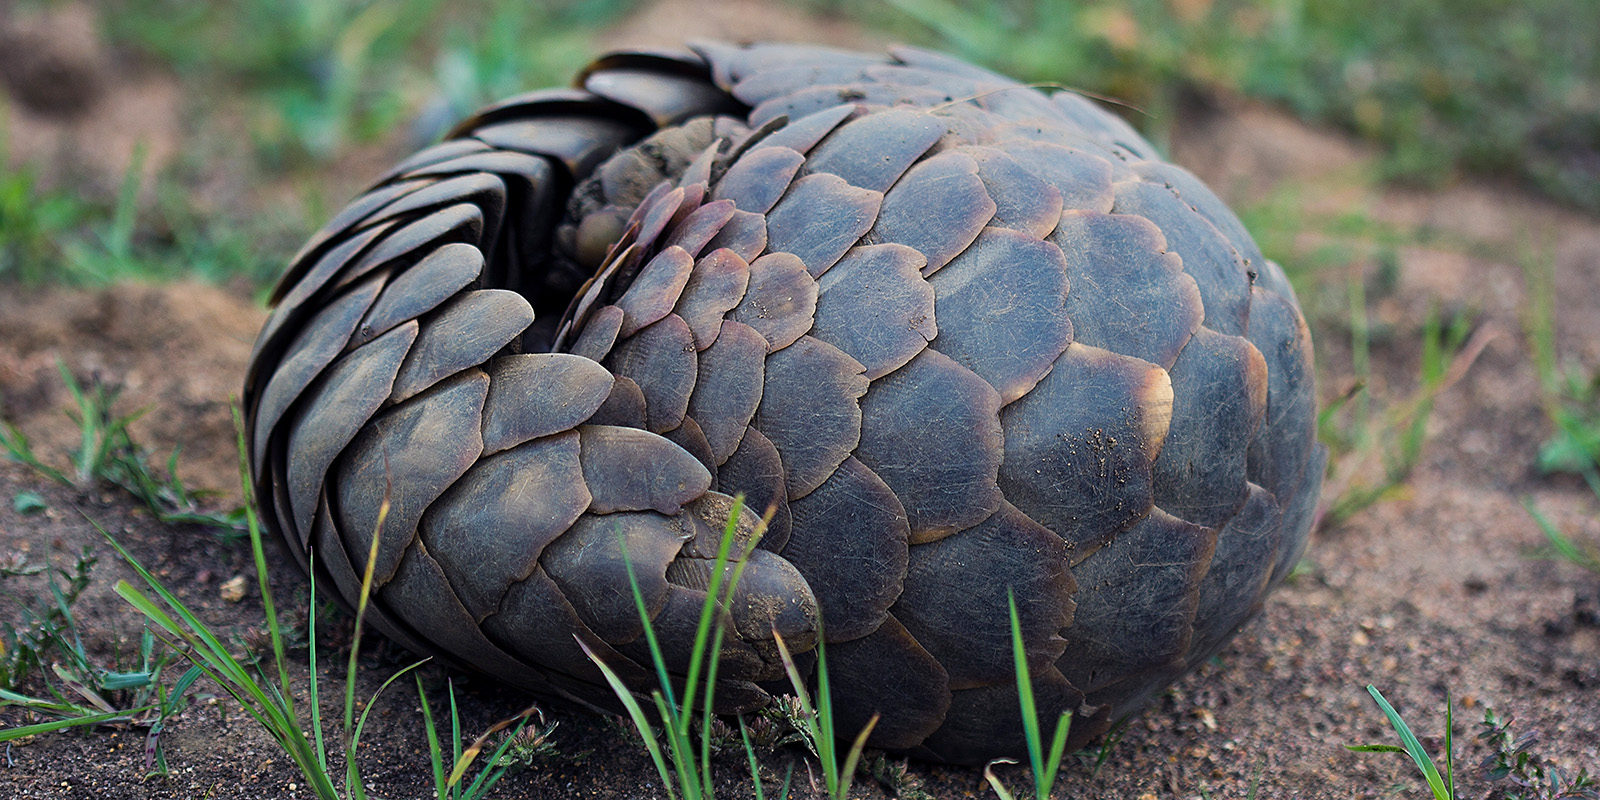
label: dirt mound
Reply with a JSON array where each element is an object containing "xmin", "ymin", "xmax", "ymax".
[{"xmin": 0, "ymin": 282, "xmax": 266, "ymax": 493}]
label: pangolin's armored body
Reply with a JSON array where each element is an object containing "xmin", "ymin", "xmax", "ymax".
[{"xmin": 243, "ymin": 42, "xmax": 1324, "ymax": 764}]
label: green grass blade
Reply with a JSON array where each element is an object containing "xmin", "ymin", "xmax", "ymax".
[
  {"xmin": 0, "ymin": 419, "xmax": 72, "ymax": 486},
  {"xmin": 1443, "ymin": 691, "xmax": 1454, "ymax": 799},
  {"xmin": 1006, "ymin": 589, "xmax": 1072, "ymax": 799},
  {"xmin": 350, "ymin": 658, "xmax": 430, "ymax": 767},
  {"xmin": 416, "ymin": 675, "xmax": 449, "ymax": 800},
  {"xmin": 236, "ymin": 416, "xmax": 295, "ymax": 722},
  {"xmin": 0, "ymin": 707, "xmax": 150, "ymax": 740},
  {"xmin": 1006, "ymin": 593, "xmax": 1043, "ymax": 786},
  {"xmin": 836, "ymin": 713, "xmax": 877, "ymax": 800},
  {"xmin": 776, "ymin": 630, "xmax": 848, "ymax": 797},
  {"xmin": 618, "ymin": 535, "xmax": 679, "ymax": 720},
  {"xmin": 651, "ymin": 690, "xmax": 699, "ymax": 800},
  {"xmin": 343, "ymin": 491, "xmax": 389, "ymax": 763},
  {"xmin": 813, "ymin": 636, "xmax": 840, "ymax": 796},
  {"xmin": 578, "ymin": 636, "xmax": 677, "ymax": 800},
  {"xmin": 740, "ymin": 716, "xmax": 766, "ymax": 800},
  {"xmin": 1042, "ymin": 710, "xmax": 1073, "ymax": 794},
  {"xmin": 111, "ymin": 551, "xmax": 338, "ymax": 799},
  {"xmin": 450, "ymin": 682, "xmax": 463, "ymax": 781},
  {"xmin": 307, "ymin": 559, "xmax": 328, "ymax": 773},
  {"xmin": 1360, "ymin": 685, "xmax": 1451, "ymax": 800}
]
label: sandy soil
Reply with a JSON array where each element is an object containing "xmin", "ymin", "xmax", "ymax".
[{"xmin": 2, "ymin": 3, "xmax": 1600, "ymax": 799}]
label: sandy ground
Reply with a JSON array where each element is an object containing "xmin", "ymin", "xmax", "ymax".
[{"xmin": 2, "ymin": 2, "xmax": 1600, "ymax": 799}]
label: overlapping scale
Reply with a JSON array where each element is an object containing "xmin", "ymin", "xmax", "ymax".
[
  {"xmin": 1186, "ymin": 483, "xmax": 1283, "ymax": 665},
  {"xmin": 812, "ymin": 244, "xmax": 935, "ymax": 379},
  {"xmin": 540, "ymin": 509, "xmax": 686, "ymax": 645},
  {"xmin": 990, "ymin": 140, "xmax": 1115, "ymax": 213},
  {"xmin": 799, "ymin": 109, "xmax": 945, "ymax": 192},
  {"xmin": 1245, "ymin": 287, "xmax": 1320, "ymax": 506},
  {"xmin": 252, "ymin": 275, "xmax": 387, "ymax": 472},
  {"xmin": 352, "ymin": 243, "xmax": 482, "ymax": 348},
  {"xmin": 685, "ymin": 320, "xmax": 766, "ymax": 462},
  {"xmin": 729, "ymin": 252, "xmax": 816, "ymax": 351},
  {"xmin": 334, "ymin": 370, "xmax": 489, "ymax": 586},
  {"xmin": 712, "ymin": 147, "xmax": 805, "ymax": 213},
  {"xmin": 870, "ymin": 150, "xmax": 995, "ymax": 273},
  {"xmin": 389, "ymin": 289, "xmax": 534, "ymax": 404},
  {"xmin": 1057, "ymin": 508, "xmax": 1216, "ymax": 716},
  {"xmin": 1152, "ymin": 327, "xmax": 1269, "ymax": 529},
  {"xmin": 783, "ymin": 456, "xmax": 909, "ymax": 642},
  {"xmin": 856, "ymin": 349, "xmax": 1004, "ymax": 541},
  {"xmin": 1112, "ymin": 180, "xmax": 1254, "ymax": 336},
  {"xmin": 919, "ymin": 666, "xmax": 1101, "ymax": 765},
  {"xmin": 420, "ymin": 431, "xmax": 590, "ymax": 621},
  {"xmin": 894, "ymin": 502, "xmax": 1075, "ymax": 688},
  {"xmin": 285, "ymin": 321, "xmax": 417, "ymax": 541},
  {"xmin": 245, "ymin": 39, "xmax": 1324, "ymax": 767},
  {"xmin": 754, "ymin": 335, "xmax": 867, "ymax": 499},
  {"xmin": 576, "ymin": 425, "xmax": 711, "ymax": 514},
  {"xmin": 480, "ymin": 354, "xmax": 614, "ymax": 455},
  {"xmin": 927, "ymin": 227, "xmax": 1072, "ymax": 404},
  {"xmin": 824, "ymin": 615, "xmax": 949, "ymax": 749},
  {"xmin": 1051, "ymin": 210, "xmax": 1203, "ymax": 369},
  {"xmin": 961, "ymin": 146, "xmax": 1064, "ymax": 238},
  {"xmin": 603, "ymin": 314, "xmax": 697, "ymax": 433},
  {"xmin": 764, "ymin": 174, "xmax": 883, "ymax": 278},
  {"xmin": 674, "ymin": 248, "xmax": 751, "ymax": 349}
]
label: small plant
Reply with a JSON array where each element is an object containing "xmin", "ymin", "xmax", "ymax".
[
  {"xmin": 1478, "ymin": 707, "xmax": 1600, "ymax": 799},
  {"xmin": 772, "ymin": 632, "xmax": 877, "ymax": 800},
  {"xmin": 983, "ymin": 591, "xmax": 1073, "ymax": 800},
  {"xmin": 419, "ymin": 677, "xmax": 541, "ymax": 800},
  {"xmin": 1346, "ymin": 685, "xmax": 1457, "ymax": 800},
  {"xmin": 489, "ymin": 713, "xmax": 567, "ymax": 773},
  {"xmin": 580, "ymin": 497, "xmax": 804, "ymax": 800},
  {"xmin": 1521, "ymin": 240, "xmax": 1600, "ymax": 576},
  {"xmin": 0, "ymin": 118, "xmax": 99, "ymax": 285},
  {"xmin": 0, "ymin": 362, "xmax": 247, "ymax": 534},
  {"xmin": 0, "ymin": 546, "xmax": 96, "ymax": 690},
  {"xmin": 1317, "ymin": 298, "xmax": 1489, "ymax": 529},
  {"xmin": 0, "ymin": 545, "xmax": 201, "ymax": 774}
]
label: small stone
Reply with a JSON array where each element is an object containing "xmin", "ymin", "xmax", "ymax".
[{"xmin": 220, "ymin": 575, "xmax": 248, "ymax": 603}]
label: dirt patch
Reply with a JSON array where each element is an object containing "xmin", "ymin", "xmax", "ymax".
[{"xmin": 0, "ymin": 282, "xmax": 266, "ymax": 493}]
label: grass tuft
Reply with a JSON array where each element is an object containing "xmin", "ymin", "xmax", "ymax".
[
  {"xmin": 94, "ymin": 409, "xmax": 530, "ymax": 799},
  {"xmin": 1478, "ymin": 707, "xmax": 1600, "ymax": 799},
  {"xmin": 0, "ymin": 362, "xmax": 247, "ymax": 534},
  {"xmin": 983, "ymin": 590, "xmax": 1073, "ymax": 800},
  {"xmin": 1347, "ymin": 685, "xmax": 1456, "ymax": 800}
]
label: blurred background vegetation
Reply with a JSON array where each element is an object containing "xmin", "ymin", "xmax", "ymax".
[{"xmin": 0, "ymin": 0, "xmax": 1595, "ymax": 292}]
